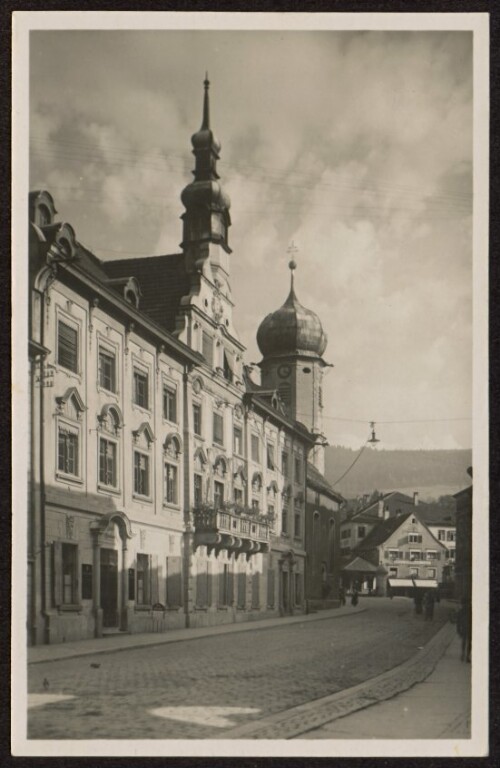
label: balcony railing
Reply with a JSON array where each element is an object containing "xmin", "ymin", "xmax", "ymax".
[{"xmin": 192, "ymin": 504, "xmax": 272, "ymax": 559}]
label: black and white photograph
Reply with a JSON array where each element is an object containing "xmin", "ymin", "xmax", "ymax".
[{"xmin": 12, "ymin": 10, "xmax": 489, "ymax": 758}]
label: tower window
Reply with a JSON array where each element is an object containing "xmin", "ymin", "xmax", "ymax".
[
  {"xmin": 202, "ymin": 332, "xmax": 213, "ymax": 368},
  {"xmin": 251, "ymin": 434, "xmax": 260, "ymax": 463},
  {"xmin": 213, "ymin": 412, "xmax": 224, "ymax": 446}
]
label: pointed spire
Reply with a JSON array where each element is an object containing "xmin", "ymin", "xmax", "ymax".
[
  {"xmin": 286, "ymin": 242, "xmax": 299, "ymax": 303},
  {"xmin": 201, "ymin": 72, "xmax": 210, "ymax": 130}
]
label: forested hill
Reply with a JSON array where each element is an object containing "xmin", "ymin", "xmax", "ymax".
[{"xmin": 324, "ymin": 446, "xmax": 472, "ymax": 500}]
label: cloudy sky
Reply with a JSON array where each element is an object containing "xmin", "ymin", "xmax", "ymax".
[{"xmin": 29, "ymin": 27, "xmax": 473, "ymax": 450}]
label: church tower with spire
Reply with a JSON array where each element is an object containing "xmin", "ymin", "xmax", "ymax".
[
  {"xmin": 256, "ymin": 260, "xmax": 330, "ymax": 473},
  {"xmin": 180, "ymin": 75, "xmax": 232, "ymax": 290}
]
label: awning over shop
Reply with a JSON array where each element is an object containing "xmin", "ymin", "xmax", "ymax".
[
  {"xmin": 413, "ymin": 579, "xmax": 438, "ymax": 589},
  {"xmin": 388, "ymin": 578, "xmax": 414, "ymax": 588},
  {"xmin": 388, "ymin": 578, "xmax": 438, "ymax": 589}
]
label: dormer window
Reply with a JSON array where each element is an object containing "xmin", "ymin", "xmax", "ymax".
[{"xmin": 38, "ymin": 204, "xmax": 51, "ymax": 227}]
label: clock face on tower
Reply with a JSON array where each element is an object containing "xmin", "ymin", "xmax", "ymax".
[{"xmin": 277, "ymin": 364, "xmax": 291, "ymax": 379}]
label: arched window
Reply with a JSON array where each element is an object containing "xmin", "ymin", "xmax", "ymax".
[
  {"xmin": 55, "ymin": 388, "xmax": 86, "ymax": 482},
  {"xmin": 98, "ymin": 407, "xmax": 122, "ymax": 491}
]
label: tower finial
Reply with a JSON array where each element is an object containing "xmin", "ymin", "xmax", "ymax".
[
  {"xmin": 287, "ymin": 241, "xmax": 298, "ymax": 291},
  {"xmin": 202, "ymin": 73, "xmax": 210, "ymax": 129}
]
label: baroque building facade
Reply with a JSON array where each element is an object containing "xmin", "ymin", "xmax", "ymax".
[{"xmin": 28, "ymin": 79, "xmax": 340, "ymax": 645}]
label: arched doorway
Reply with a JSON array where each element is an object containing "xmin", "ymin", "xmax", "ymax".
[{"xmin": 90, "ymin": 511, "xmax": 134, "ymax": 636}]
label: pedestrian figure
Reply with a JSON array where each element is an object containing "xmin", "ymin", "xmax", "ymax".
[
  {"xmin": 457, "ymin": 598, "xmax": 472, "ymax": 662},
  {"xmin": 423, "ymin": 591, "xmax": 435, "ymax": 621},
  {"xmin": 339, "ymin": 586, "xmax": 346, "ymax": 606},
  {"xmin": 414, "ymin": 593, "xmax": 423, "ymax": 615},
  {"xmin": 351, "ymin": 588, "xmax": 359, "ymax": 607}
]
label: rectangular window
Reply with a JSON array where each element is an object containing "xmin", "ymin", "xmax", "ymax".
[
  {"xmin": 252, "ymin": 499, "xmax": 259, "ymax": 512},
  {"xmin": 136, "ymin": 554, "xmax": 150, "ymax": 605},
  {"xmin": 202, "ymin": 331, "xmax": 213, "ymax": 368},
  {"xmin": 213, "ymin": 412, "xmax": 224, "ymax": 446},
  {"xmin": 163, "ymin": 385, "xmax": 177, "ymax": 423},
  {"xmin": 233, "ymin": 426, "xmax": 243, "ymax": 456},
  {"xmin": 99, "ymin": 347, "xmax": 116, "ymax": 392},
  {"xmin": 426, "ymin": 550, "xmax": 437, "ymax": 560},
  {"xmin": 58, "ymin": 427, "xmax": 79, "ymax": 476},
  {"xmin": 193, "ymin": 403, "xmax": 202, "ymax": 436},
  {"xmin": 99, "ymin": 438, "xmax": 117, "ymax": 487},
  {"xmin": 389, "ymin": 567, "xmax": 398, "ymax": 578},
  {"xmin": 133, "ymin": 368, "xmax": 149, "ymax": 409},
  {"xmin": 62, "ymin": 543, "xmax": 78, "ymax": 605},
  {"xmin": 449, "ymin": 549, "xmax": 456, "ymax": 560},
  {"xmin": 194, "ymin": 473, "xmax": 203, "ymax": 506},
  {"xmin": 408, "ymin": 533, "xmax": 422, "ymax": 543},
  {"xmin": 410, "ymin": 550, "xmax": 421, "ymax": 561},
  {"xmin": 134, "ymin": 452, "xmax": 150, "ymax": 497},
  {"xmin": 281, "ymin": 508, "xmax": 288, "ymax": 535},
  {"xmin": 251, "ymin": 434, "xmax": 260, "ymax": 463},
  {"xmin": 294, "ymin": 455, "xmax": 302, "ymax": 483},
  {"xmin": 267, "ymin": 443, "xmax": 275, "ymax": 470},
  {"xmin": 57, "ymin": 320, "xmax": 78, "ymax": 372},
  {"xmin": 214, "ymin": 480, "xmax": 224, "ymax": 509},
  {"xmin": 128, "ymin": 568, "xmax": 135, "ymax": 601},
  {"xmin": 357, "ymin": 526, "xmax": 366, "ymax": 538},
  {"xmin": 409, "ymin": 566, "xmax": 419, "ymax": 577},
  {"xmin": 281, "ymin": 451, "xmax": 289, "ymax": 477},
  {"xmin": 447, "ymin": 530, "xmax": 456, "ymax": 542},
  {"xmin": 164, "ymin": 463, "xmax": 178, "ymax": 505},
  {"xmin": 438, "ymin": 529, "xmax": 446, "ymax": 541},
  {"xmin": 427, "ymin": 568, "xmax": 437, "ymax": 579},
  {"xmin": 234, "ymin": 487, "xmax": 243, "ymax": 506},
  {"xmin": 388, "ymin": 549, "xmax": 398, "ymax": 560},
  {"xmin": 294, "ymin": 512, "xmax": 301, "ymax": 537},
  {"xmin": 81, "ymin": 564, "xmax": 92, "ymax": 600}
]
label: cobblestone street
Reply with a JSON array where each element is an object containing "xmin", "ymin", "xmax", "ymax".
[{"xmin": 28, "ymin": 598, "xmax": 452, "ymax": 740}]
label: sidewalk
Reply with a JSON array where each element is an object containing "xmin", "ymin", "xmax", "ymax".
[
  {"xmin": 28, "ymin": 604, "xmax": 366, "ymax": 664},
  {"xmin": 299, "ymin": 632, "xmax": 471, "ymax": 739}
]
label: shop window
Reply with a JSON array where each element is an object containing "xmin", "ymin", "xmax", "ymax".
[
  {"xmin": 81, "ymin": 564, "xmax": 92, "ymax": 600},
  {"xmin": 136, "ymin": 554, "xmax": 150, "ymax": 605},
  {"xmin": 57, "ymin": 320, "xmax": 78, "ymax": 373},
  {"xmin": 62, "ymin": 543, "xmax": 78, "ymax": 605}
]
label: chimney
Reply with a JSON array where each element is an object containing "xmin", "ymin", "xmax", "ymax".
[
  {"xmin": 384, "ymin": 508, "xmax": 390, "ymax": 520},
  {"xmin": 363, "ymin": 494, "xmax": 369, "ymax": 506},
  {"xmin": 378, "ymin": 499, "xmax": 384, "ymax": 518},
  {"xmin": 413, "ymin": 491, "xmax": 419, "ymax": 506}
]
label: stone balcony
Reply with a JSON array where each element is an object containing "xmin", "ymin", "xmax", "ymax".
[{"xmin": 192, "ymin": 505, "xmax": 271, "ymax": 559}]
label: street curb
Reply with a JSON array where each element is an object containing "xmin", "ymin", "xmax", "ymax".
[
  {"xmin": 221, "ymin": 621, "xmax": 456, "ymax": 739},
  {"xmin": 28, "ymin": 606, "xmax": 367, "ymax": 665}
]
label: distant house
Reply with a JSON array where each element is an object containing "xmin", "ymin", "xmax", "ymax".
[
  {"xmin": 341, "ymin": 509, "xmax": 448, "ymax": 595},
  {"xmin": 340, "ymin": 491, "xmax": 418, "ymax": 558},
  {"xmin": 416, "ymin": 503, "xmax": 456, "ymax": 588}
]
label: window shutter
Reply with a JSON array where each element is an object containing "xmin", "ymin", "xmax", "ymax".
[
  {"xmin": 218, "ymin": 564, "xmax": 225, "ymax": 605},
  {"xmin": 267, "ymin": 569, "xmax": 275, "ymax": 608},
  {"xmin": 166, "ymin": 556, "xmax": 182, "ymax": 608},
  {"xmin": 227, "ymin": 566, "xmax": 234, "ymax": 607},
  {"xmin": 252, "ymin": 572, "xmax": 260, "ymax": 609},
  {"xmin": 58, "ymin": 321, "xmax": 78, "ymax": 371},
  {"xmin": 52, "ymin": 541, "xmax": 63, "ymax": 607},
  {"xmin": 151, "ymin": 555, "xmax": 159, "ymax": 604}
]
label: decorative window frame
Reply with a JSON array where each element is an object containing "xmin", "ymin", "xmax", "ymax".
[
  {"xmin": 55, "ymin": 306, "xmax": 82, "ymax": 379},
  {"xmin": 132, "ymin": 422, "xmax": 154, "ymax": 502},
  {"xmin": 55, "ymin": 388, "xmax": 86, "ymax": 485},
  {"xmin": 97, "ymin": 333, "xmax": 120, "ymax": 396},
  {"xmin": 131, "ymin": 355, "xmax": 152, "ymax": 413},
  {"xmin": 212, "ymin": 410, "xmax": 225, "ymax": 447},
  {"xmin": 250, "ymin": 433, "xmax": 260, "ymax": 463},
  {"xmin": 233, "ymin": 424, "xmax": 244, "ymax": 456},
  {"xmin": 97, "ymin": 405, "xmax": 123, "ymax": 494},
  {"xmin": 162, "ymin": 375, "xmax": 179, "ymax": 426},
  {"xmin": 192, "ymin": 398, "xmax": 203, "ymax": 438}
]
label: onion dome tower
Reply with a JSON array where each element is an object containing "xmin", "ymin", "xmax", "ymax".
[
  {"xmin": 257, "ymin": 260, "xmax": 329, "ymax": 472},
  {"xmin": 180, "ymin": 75, "xmax": 232, "ymax": 284}
]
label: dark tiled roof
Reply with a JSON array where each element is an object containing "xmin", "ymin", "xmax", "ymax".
[
  {"xmin": 307, "ymin": 462, "xmax": 344, "ymax": 502},
  {"xmin": 354, "ymin": 512, "xmax": 412, "ymax": 551},
  {"xmin": 416, "ymin": 503, "xmax": 456, "ymax": 526},
  {"xmin": 342, "ymin": 556, "xmax": 379, "ymax": 573},
  {"xmin": 103, "ymin": 253, "xmax": 190, "ymax": 332}
]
